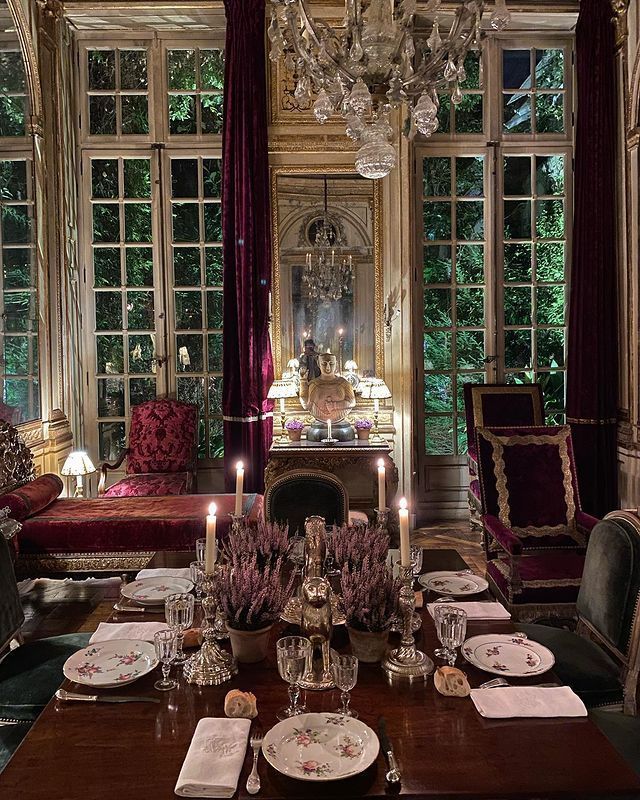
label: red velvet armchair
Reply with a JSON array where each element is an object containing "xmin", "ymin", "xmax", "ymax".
[
  {"xmin": 475, "ymin": 424, "xmax": 599, "ymax": 620},
  {"xmin": 463, "ymin": 383, "xmax": 544, "ymax": 530},
  {"xmin": 98, "ymin": 399, "xmax": 198, "ymax": 498}
]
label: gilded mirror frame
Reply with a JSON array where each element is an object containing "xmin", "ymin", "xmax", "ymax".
[{"xmin": 270, "ymin": 165, "xmax": 384, "ymax": 380}]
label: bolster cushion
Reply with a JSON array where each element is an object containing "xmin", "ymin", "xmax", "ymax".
[{"xmin": 1, "ymin": 474, "xmax": 63, "ymax": 522}]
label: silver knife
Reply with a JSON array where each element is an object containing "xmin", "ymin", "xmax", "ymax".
[
  {"xmin": 378, "ymin": 716, "xmax": 401, "ymax": 784},
  {"xmin": 56, "ymin": 689, "xmax": 160, "ymax": 704},
  {"xmin": 113, "ymin": 603, "xmax": 147, "ymax": 613}
]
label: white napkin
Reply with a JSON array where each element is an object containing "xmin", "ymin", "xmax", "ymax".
[
  {"xmin": 136, "ymin": 568, "xmax": 192, "ymax": 580},
  {"xmin": 427, "ymin": 601, "xmax": 511, "ymax": 620},
  {"xmin": 470, "ymin": 687, "xmax": 587, "ymax": 718},
  {"xmin": 175, "ymin": 717, "xmax": 251, "ymax": 798},
  {"xmin": 89, "ymin": 622, "xmax": 169, "ymax": 644}
]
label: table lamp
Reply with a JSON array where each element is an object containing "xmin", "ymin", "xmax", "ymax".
[
  {"xmin": 360, "ymin": 378, "xmax": 391, "ymax": 443},
  {"xmin": 267, "ymin": 379, "xmax": 298, "ymax": 444},
  {"xmin": 61, "ymin": 450, "xmax": 96, "ymax": 498}
]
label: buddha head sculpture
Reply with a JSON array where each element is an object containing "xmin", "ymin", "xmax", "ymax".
[{"xmin": 299, "ymin": 352, "xmax": 356, "ymax": 424}]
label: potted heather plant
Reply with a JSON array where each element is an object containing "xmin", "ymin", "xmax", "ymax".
[
  {"xmin": 327, "ymin": 523, "xmax": 390, "ymax": 571},
  {"xmin": 224, "ymin": 521, "xmax": 291, "ymax": 569},
  {"xmin": 217, "ymin": 551, "xmax": 295, "ymax": 662},
  {"xmin": 341, "ymin": 556, "xmax": 400, "ymax": 662},
  {"xmin": 354, "ymin": 418, "xmax": 373, "ymax": 440},
  {"xmin": 285, "ymin": 418, "xmax": 304, "ymax": 441}
]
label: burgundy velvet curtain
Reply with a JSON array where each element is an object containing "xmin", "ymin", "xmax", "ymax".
[
  {"xmin": 222, "ymin": 0, "xmax": 274, "ymax": 492},
  {"xmin": 566, "ymin": 0, "xmax": 618, "ymax": 518}
]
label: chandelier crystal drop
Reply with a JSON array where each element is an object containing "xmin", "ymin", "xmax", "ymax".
[
  {"xmin": 269, "ymin": 0, "xmax": 509, "ymax": 179},
  {"xmin": 303, "ymin": 177, "xmax": 354, "ymax": 302}
]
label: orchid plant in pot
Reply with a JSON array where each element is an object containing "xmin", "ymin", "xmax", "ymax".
[
  {"xmin": 217, "ymin": 551, "xmax": 295, "ymax": 663},
  {"xmin": 340, "ymin": 555, "xmax": 400, "ymax": 663},
  {"xmin": 354, "ymin": 418, "xmax": 373, "ymax": 440},
  {"xmin": 285, "ymin": 418, "xmax": 304, "ymax": 441}
]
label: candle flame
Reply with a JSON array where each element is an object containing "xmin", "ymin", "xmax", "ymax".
[
  {"xmin": 377, "ymin": 458, "xmax": 385, "ymax": 468},
  {"xmin": 208, "ymin": 502, "xmax": 217, "ymax": 517},
  {"xmin": 399, "ymin": 497, "xmax": 408, "ymax": 510},
  {"xmin": 236, "ymin": 460, "xmax": 244, "ymax": 471}
]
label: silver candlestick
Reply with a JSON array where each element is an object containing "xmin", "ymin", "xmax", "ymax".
[
  {"xmin": 382, "ymin": 564, "xmax": 433, "ymax": 681},
  {"xmin": 184, "ymin": 570, "xmax": 237, "ymax": 686},
  {"xmin": 229, "ymin": 513, "xmax": 246, "ymax": 535},
  {"xmin": 374, "ymin": 507, "xmax": 389, "ymax": 532}
]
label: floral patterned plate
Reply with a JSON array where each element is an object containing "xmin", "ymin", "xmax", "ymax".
[
  {"xmin": 261, "ymin": 713, "xmax": 379, "ymax": 782},
  {"xmin": 121, "ymin": 576, "xmax": 194, "ymax": 606},
  {"xmin": 461, "ymin": 634, "xmax": 555, "ymax": 677},
  {"xmin": 418, "ymin": 570, "xmax": 489, "ymax": 596},
  {"xmin": 63, "ymin": 639, "xmax": 159, "ymax": 688}
]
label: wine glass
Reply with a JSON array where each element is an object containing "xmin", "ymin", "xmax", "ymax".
[
  {"xmin": 434, "ymin": 606, "xmax": 467, "ymax": 666},
  {"xmin": 332, "ymin": 654, "xmax": 358, "ymax": 718},
  {"xmin": 165, "ymin": 592, "xmax": 194, "ymax": 665},
  {"xmin": 195, "ymin": 538, "xmax": 206, "ymax": 563},
  {"xmin": 153, "ymin": 628, "xmax": 178, "ymax": 691},
  {"xmin": 276, "ymin": 636, "xmax": 311, "ymax": 720},
  {"xmin": 190, "ymin": 560, "xmax": 205, "ymax": 606},
  {"xmin": 410, "ymin": 546, "xmax": 423, "ymax": 579}
]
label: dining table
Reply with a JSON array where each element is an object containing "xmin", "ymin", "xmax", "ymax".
[{"xmin": 2, "ymin": 548, "xmax": 639, "ymax": 800}]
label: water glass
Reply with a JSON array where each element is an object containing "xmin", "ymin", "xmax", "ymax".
[
  {"xmin": 195, "ymin": 538, "xmax": 206, "ymax": 563},
  {"xmin": 190, "ymin": 560, "xmax": 205, "ymax": 606},
  {"xmin": 332, "ymin": 654, "xmax": 358, "ymax": 718},
  {"xmin": 153, "ymin": 629, "xmax": 178, "ymax": 691},
  {"xmin": 276, "ymin": 636, "xmax": 311, "ymax": 720},
  {"xmin": 410, "ymin": 546, "xmax": 424, "ymax": 579},
  {"xmin": 434, "ymin": 606, "xmax": 467, "ymax": 666},
  {"xmin": 165, "ymin": 592, "xmax": 195, "ymax": 665}
]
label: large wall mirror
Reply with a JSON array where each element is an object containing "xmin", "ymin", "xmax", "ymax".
[
  {"xmin": 271, "ymin": 167, "xmax": 383, "ymax": 380},
  {"xmin": 0, "ymin": 0, "xmax": 40, "ymax": 425}
]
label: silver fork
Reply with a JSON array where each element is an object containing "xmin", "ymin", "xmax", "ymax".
[{"xmin": 246, "ymin": 729, "xmax": 264, "ymax": 795}]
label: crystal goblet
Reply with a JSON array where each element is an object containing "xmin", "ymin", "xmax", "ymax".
[
  {"xmin": 195, "ymin": 538, "xmax": 206, "ymax": 563},
  {"xmin": 165, "ymin": 592, "xmax": 194, "ymax": 665},
  {"xmin": 410, "ymin": 546, "xmax": 423, "ymax": 578},
  {"xmin": 276, "ymin": 636, "xmax": 311, "ymax": 720},
  {"xmin": 332, "ymin": 654, "xmax": 358, "ymax": 718},
  {"xmin": 190, "ymin": 560, "xmax": 205, "ymax": 606},
  {"xmin": 153, "ymin": 628, "xmax": 178, "ymax": 691},
  {"xmin": 434, "ymin": 605, "xmax": 467, "ymax": 666}
]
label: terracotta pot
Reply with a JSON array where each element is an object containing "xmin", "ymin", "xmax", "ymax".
[
  {"xmin": 287, "ymin": 428, "xmax": 302, "ymax": 442},
  {"xmin": 356, "ymin": 428, "xmax": 371, "ymax": 441},
  {"xmin": 227, "ymin": 624, "xmax": 273, "ymax": 663},
  {"xmin": 347, "ymin": 626, "xmax": 390, "ymax": 663}
]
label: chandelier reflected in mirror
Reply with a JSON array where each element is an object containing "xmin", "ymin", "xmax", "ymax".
[
  {"xmin": 303, "ymin": 176, "xmax": 354, "ymax": 303},
  {"xmin": 268, "ymin": 0, "xmax": 510, "ymax": 179}
]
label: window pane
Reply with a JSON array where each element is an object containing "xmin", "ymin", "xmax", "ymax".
[
  {"xmin": 504, "ymin": 286, "xmax": 532, "ymax": 325},
  {"xmin": 201, "ymin": 95, "xmax": 223, "ymax": 134},
  {"xmin": 124, "ymin": 204, "xmax": 152, "ymax": 242},
  {"xmin": 2, "ymin": 206, "xmax": 30, "ymax": 243},
  {"xmin": 504, "ymin": 243, "xmax": 532, "ymax": 282},
  {"xmin": 121, "ymin": 95, "xmax": 149, "ymax": 135},
  {"xmin": 504, "ymin": 157, "xmax": 531, "ymax": 196},
  {"xmin": 205, "ymin": 248, "xmax": 223, "ymax": 286},
  {"xmin": 99, "ymin": 421, "xmax": 126, "ymax": 461},
  {"xmin": 174, "ymin": 247, "xmax": 201, "ymax": 286},
  {"xmin": 535, "ymin": 49, "xmax": 564, "ymax": 89},
  {"xmin": 536, "ymin": 200, "xmax": 564, "ymax": 238},
  {"xmin": 423, "ymin": 158, "xmax": 451, "ymax": 197},
  {"xmin": 177, "ymin": 333, "xmax": 204, "ymax": 371},
  {"xmin": 503, "ymin": 94, "xmax": 531, "ymax": 133},
  {"xmin": 98, "ymin": 377, "xmax": 124, "ymax": 416},
  {"xmin": 130, "ymin": 377, "xmax": 156, "ymax": 406},
  {"xmin": 128, "ymin": 334, "xmax": 155, "ymax": 373},
  {"xmin": 177, "ymin": 376, "xmax": 205, "ymax": 413},
  {"xmin": 120, "ymin": 50, "xmax": 148, "ymax": 90},
  {"xmin": 4, "ymin": 336, "xmax": 29, "ymax": 374},
  {"xmin": 423, "ymin": 245, "xmax": 451, "ymax": 283},
  {"xmin": 126, "ymin": 290, "xmax": 154, "ymax": 329},
  {"xmin": 456, "ymin": 157, "xmax": 483, "ymax": 197},
  {"xmin": 536, "ymin": 286, "xmax": 565, "ymax": 325},
  {"xmin": 456, "ymin": 288, "xmax": 484, "ymax": 326},
  {"xmin": 175, "ymin": 291, "xmax": 203, "ymax": 330},
  {"xmin": 425, "ymin": 373, "xmax": 453, "ymax": 413},
  {"xmin": 0, "ymin": 96, "xmax": 25, "ymax": 137},
  {"xmin": 537, "ymin": 329, "xmax": 565, "ymax": 367},
  {"xmin": 505, "ymin": 329, "xmax": 531, "ymax": 368},
  {"xmin": 0, "ymin": 52, "xmax": 25, "ymax": 92},
  {"xmin": 89, "ymin": 96, "xmax": 116, "ymax": 135},
  {"xmin": 424, "ymin": 288, "xmax": 452, "ymax": 327},
  {"xmin": 456, "ymin": 95, "xmax": 483, "ymax": 134},
  {"xmin": 536, "ymin": 94, "xmax": 564, "ymax": 133},
  {"xmin": 504, "ymin": 200, "xmax": 531, "ymax": 239},
  {"xmin": 208, "ymin": 332, "xmax": 223, "ymax": 371},
  {"xmin": 168, "ymin": 50, "xmax": 196, "ymax": 90},
  {"xmin": 200, "ymin": 50, "xmax": 224, "ymax": 90},
  {"xmin": 503, "ymin": 50, "xmax": 531, "ymax": 90},
  {"xmin": 208, "ymin": 376, "xmax": 223, "ymax": 415},
  {"xmin": 3, "ymin": 249, "xmax": 32, "ymax": 288},
  {"xmin": 172, "ymin": 159, "xmax": 199, "ymax": 198},
  {"xmin": 92, "ymin": 159, "xmax": 118, "ymax": 199},
  {"xmin": 169, "ymin": 95, "xmax": 196, "ymax": 134},
  {"xmin": 203, "ymin": 159, "xmax": 222, "ymax": 198},
  {"xmin": 173, "ymin": 203, "xmax": 200, "ymax": 241},
  {"xmin": 207, "ymin": 290, "xmax": 223, "ymax": 329},
  {"xmin": 88, "ymin": 50, "xmax": 115, "ymax": 89},
  {"xmin": 93, "ymin": 203, "xmax": 119, "ymax": 243},
  {"xmin": 539, "ymin": 370, "xmax": 565, "ymax": 411},
  {"xmin": 209, "ymin": 419, "xmax": 224, "ymax": 458},
  {"xmin": 125, "ymin": 247, "xmax": 153, "ymax": 286},
  {"xmin": 536, "ymin": 242, "xmax": 564, "ymax": 282},
  {"xmin": 423, "ymin": 202, "xmax": 451, "ymax": 240},
  {"xmin": 96, "ymin": 334, "xmax": 123, "ymax": 373},
  {"xmin": 536, "ymin": 155, "xmax": 564, "ymax": 196},
  {"xmin": 94, "ymin": 248, "xmax": 121, "ymax": 287},
  {"xmin": 456, "ymin": 244, "xmax": 484, "ymax": 283},
  {"xmin": 124, "ymin": 160, "xmax": 151, "ymax": 198},
  {"xmin": 423, "ymin": 331, "xmax": 452, "ymax": 370},
  {"xmin": 426, "ymin": 416, "xmax": 454, "ymax": 455},
  {"xmin": 456, "ymin": 201, "xmax": 484, "ymax": 240},
  {"xmin": 457, "ymin": 331, "xmax": 484, "ymax": 369},
  {"xmin": 204, "ymin": 204, "xmax": 222, "ymax": 242},
  {"xmin": 95, "ymin": 292, "xmax": 122, "ymax": 330},
  {"xmin": 0, "ymin": 161, "xmax": 27, "ymax": 200}
]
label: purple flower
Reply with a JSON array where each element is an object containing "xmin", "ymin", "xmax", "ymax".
[
  {"xmin": 328, "ymin": 523, "xmax": 389, "ymax": 571},
  {"xmin": 354, "ymin": 418, "xmax": 373, "ymax": 430},
  {"xmin": 341, "ymin": 556, "xmax": 400, "ymax": 633},
  {"xmin": 285, "ymin": 418, "xmax": 305, "ymax": 431}
]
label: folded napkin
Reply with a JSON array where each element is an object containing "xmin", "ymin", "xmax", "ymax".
[
  {"xmin": 90, "ymin": 622, "xmax": 169, "ymax": 644},
  {"xmin": 175, "ymin": 717, "xmax": 251, "ymax": 798},
  {"xmin": 427, "ymin": 601, "xmax": 511, "ymax": 620},
  {"xmin": 136, "ymin": 567, "xmax": 192, "ymax": 580},
  {"xmin": 470, "ymin": 687, "xmax": 587, "ymax": 718}
]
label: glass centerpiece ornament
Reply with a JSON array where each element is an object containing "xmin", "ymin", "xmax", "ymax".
[{"xmin": 268, "ymin": 0, "xmax": 508, "ymax": 179}]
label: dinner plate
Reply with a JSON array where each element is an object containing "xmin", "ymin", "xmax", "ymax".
[
  {"xmin": 120, "ymin": 576, "xmax": 194, "ymax": 606},
  {"xmin": 281, "ymin": 595, "xmax": 346, "ymax": 626},
  {"xmin": 63, "ymin": 639, "xmax": 158, "ymax": 688},
  {"xmin": 461, "ymin": 633, "xmax": 555, "ymax": 677},
  {"xmin": 262, "ymin": 713, "xmax": 379, "ymax": 782},
  {"xmin": 418, "ymin": 570, "xmax": 489, "ymax": 596}
]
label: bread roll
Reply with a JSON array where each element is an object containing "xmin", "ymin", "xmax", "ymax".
[
  {"xmin": 224, "ymin": 690, "xmax": 258, "ymax": 719},
  {"xmin": 434, "ymin": 666, "xmax": 471, "ymax": 697}
]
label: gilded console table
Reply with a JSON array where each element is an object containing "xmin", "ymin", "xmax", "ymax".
[{"xmin": 265, "ymin": 440, "xmax": 398, "ymax": 519}]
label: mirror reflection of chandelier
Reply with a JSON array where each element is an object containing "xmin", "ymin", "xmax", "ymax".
[
  {"xmin": 268, "ymin": 0, "xmax": 510, "ymax": 179},
  {"xmin": 303, "ymin": 176, "xmax": 354, "ymax": 302}
]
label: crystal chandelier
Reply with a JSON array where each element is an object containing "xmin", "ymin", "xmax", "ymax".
[
  {"xmin": 268, "ymin": 0, "xmax": 510, "ymax": 179},
  {"xmin": 303, "ymin": 176, "xmax": 354, "ymax": 302}
]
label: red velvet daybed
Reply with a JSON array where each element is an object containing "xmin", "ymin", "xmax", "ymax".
[{"xmin": 3, "ymin": 477, "xmax": 263, "ymax": 575}]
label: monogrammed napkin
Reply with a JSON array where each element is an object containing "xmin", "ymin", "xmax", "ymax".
[
  {"xmin": 470, "ymin": 687, "xmax": 587, "ymax": 718},
  {"xmin": 427, "ymin": 601, "xmax": 511, "ymax": 620},
  {"xmin": 136, "ymin": 568, "xmax": 192, "ymax": 580},
  {"xmin": 89, "ymin": 622, "xmax": 169, "ymax": 644},
  {"xmin": 175, "ymin": 717, "xmax": 251, "ymax": 798}
]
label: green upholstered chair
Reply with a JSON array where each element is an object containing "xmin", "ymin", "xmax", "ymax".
[
  {"xmin": 589, "ymin": 709, "xmax": 640, "ymax": 777},
  {"xmin": 0, "ymin": 535, "xmax": 90, "ymax": 771},
  {"xmin": 517, "ymin": 511, "xmax": 640, "ymax": 712}
]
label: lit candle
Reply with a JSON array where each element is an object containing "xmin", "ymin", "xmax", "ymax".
[
  {"xmin": 205, "ymin": 502, "xmax": 217, "ymax": 573},
  {"xmin": 234, "ymin": 461, "xmax": 244, "ymax": 517},
  {"xmin": 327, "ymin": 418, "xmax": 332, "ymax": 440},
  {"xmin": 399, "ymin": 498, "xmax": 410, "ymax": 567},
  {"xmin": 377, "ymin": 458, "xmax": 386, "ymax": 510}
]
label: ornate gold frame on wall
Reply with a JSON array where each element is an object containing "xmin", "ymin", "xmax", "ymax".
[{"xmin": 270, "ymin": 165, "xmax": 384, "ymax": 380}]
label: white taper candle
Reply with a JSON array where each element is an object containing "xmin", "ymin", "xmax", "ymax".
[
  {"xmin": 205, "ymin": 502, "xmax": 217, "ymax": 573},
  {"xmin": 377, "ymin": 458, "xmax": 386, "ymax": 510},
  {"xmin": 399, "ymin": 497, "xmax": 410, "ymax": 567},
  {"xmin": 234, "ymin": 461, "xmax": 244, "ymax": 517}
]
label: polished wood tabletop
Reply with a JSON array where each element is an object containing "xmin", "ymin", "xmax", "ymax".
[{"xmin": 2, "ymin": 550, "xmax": 639, "ymax": 799}]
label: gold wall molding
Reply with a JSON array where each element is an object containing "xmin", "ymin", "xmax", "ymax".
[
  {"xmin": 7, "ymin": 0, "xmax": 42, "ymax": 124},
  {"xmin": 611, "ymin": 0, "xmax": 631, "ymax": 49},
  {"xmin": 269, "ymin": 134, "xmax": 359, "ymax": 153}
]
